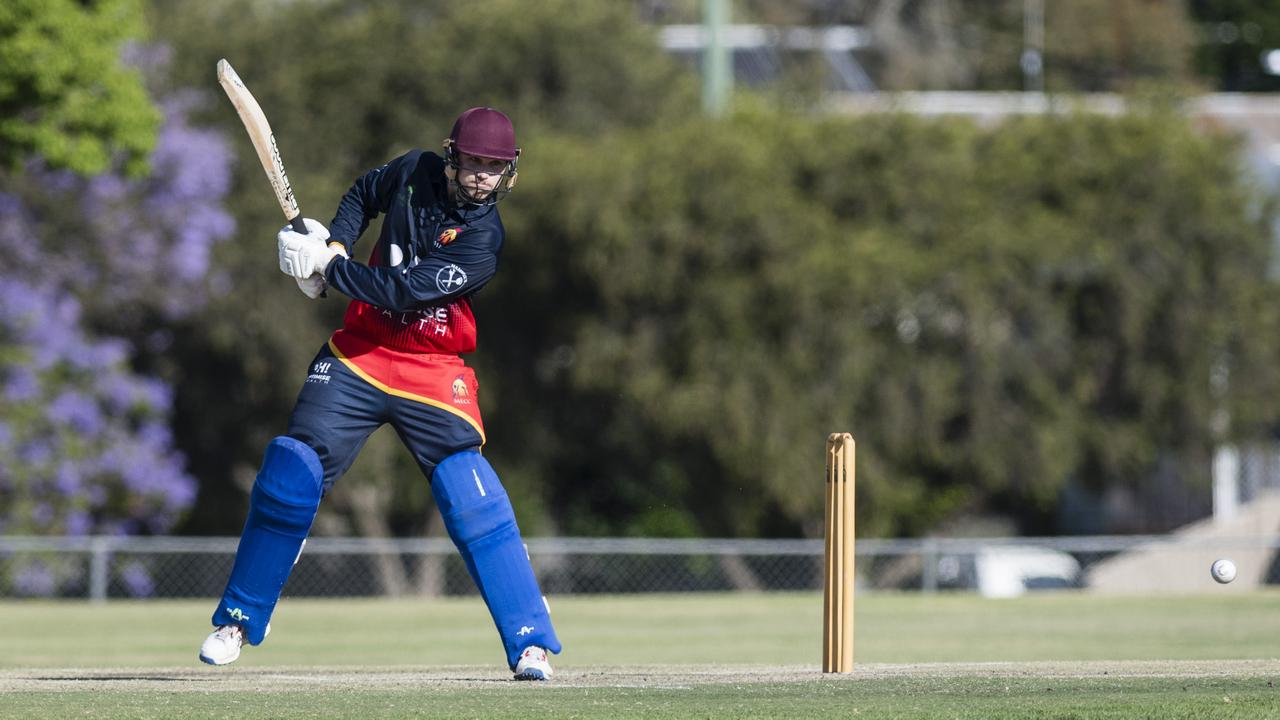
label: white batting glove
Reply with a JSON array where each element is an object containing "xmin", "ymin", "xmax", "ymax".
[
  {"xmin": 295, "ymin": 274, "xmax": 327, "ymax": 299},
  {"xmin": 278, "ymin": 218, "xmax": 339, "ymax": 280},
  {"xmin": 291, "ymin": 243, "xmax": 348, "ymax": 299}
]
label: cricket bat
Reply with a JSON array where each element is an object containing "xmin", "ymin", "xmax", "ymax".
[{"xmin": 216, "ymin": 58, "xmax": 308, "ymax": 234}]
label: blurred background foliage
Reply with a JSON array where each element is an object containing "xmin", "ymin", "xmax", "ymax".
[
  {"xmin": 0, "ymin": 0, "xmax": 160, "ymax": 175},
  {"xmin": 4, "ymin": 0, "xmax": 1280, "ymax": 544}
]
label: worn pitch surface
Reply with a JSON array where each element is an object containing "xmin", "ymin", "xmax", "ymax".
[{"xmin": 3, "ymin": 659, "xmax": 1277, "ymax": 692}]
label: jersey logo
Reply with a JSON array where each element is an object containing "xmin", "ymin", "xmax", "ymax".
[
  {"xmin": 452, "ymin": 375, "xmax": 472, "ymax": 404},
  {"xmin": 435, "ymin": 264, "xmax": 468, "ymax": 294},
  {"xmin": 438, "ymin": 228, "xmax": 458, "ymax": 245}
]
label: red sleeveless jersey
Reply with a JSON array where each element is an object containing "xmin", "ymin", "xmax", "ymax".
[
  {"xmin": 326, "ymin": 229, "xmax": 487, "ymax": 440},
  {"xmin": 337, "ymin": 295, "xmax": 478, "ymax": 354}
]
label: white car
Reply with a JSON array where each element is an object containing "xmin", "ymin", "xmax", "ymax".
[{"xmin": 935, "ymin": 545, "xmax": 1082, "ymax": 597}]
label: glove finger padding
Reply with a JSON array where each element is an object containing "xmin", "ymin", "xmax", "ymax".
[
  {"xmin": 295, "ymin": 274, "xmax": 326, "ymax": 299},
  {"xmin": 278, "ymin": 218, "xmax": 339, "ymax": 280}
]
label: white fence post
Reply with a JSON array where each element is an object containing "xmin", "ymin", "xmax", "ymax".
[
  {"xmin": 89, "ymin": 536, "xmax": 109, "ymax": 603},
  {"xmin": 921, "ymin": 538, "xmax": 939, "ymax": 593},
  {"xmin": 1213, "ymin": 445, "xmax": 1241, "ymax": 524}
]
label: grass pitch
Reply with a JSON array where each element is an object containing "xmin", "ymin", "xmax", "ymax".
[{"xmin": 2, "ymin": 591, "xmax": 1278, "ymax": 718}]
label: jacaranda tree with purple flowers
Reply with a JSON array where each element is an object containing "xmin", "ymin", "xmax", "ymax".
[
  {"xmin": 0, "ymin": 10, "xmax": 235, "ymax": 595},
  {"xmin": 0, "ymin": 277, "xmax": 195, "ymax": 539}
]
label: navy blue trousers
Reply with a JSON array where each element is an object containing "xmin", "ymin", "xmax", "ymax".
[{"xmin": 287, "ymin": 345, "xmax": 483, "ymax": 494}]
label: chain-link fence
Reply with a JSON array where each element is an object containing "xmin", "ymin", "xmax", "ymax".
[{"xmin": 1, "ymin": 534, "xmax": 1277, "ymax": 601}]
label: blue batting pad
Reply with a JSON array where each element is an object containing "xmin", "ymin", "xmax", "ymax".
[
  {"xmin": 212, "ymin": 436, "xmax": 323, "ymax": 645},
  {"xmin": 432, "ymin": 450, "xmax": 562, "ymax": 669}
]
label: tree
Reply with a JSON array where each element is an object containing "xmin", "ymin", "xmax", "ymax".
[
  {"xmin": 0, "ymin": 49, "xmax": 236, "ymax": 593},
  {"xmin": 0, "ymin": 0, "xmax": 160, "ymax": 175},
  {"xmin": 497, "ymin": 105, "xmax": 1279, "ymax": 538}
]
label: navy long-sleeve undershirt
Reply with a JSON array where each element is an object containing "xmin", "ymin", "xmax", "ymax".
[
  {"xmin": 324, "ymin": 237, "xmax": 498, "ymax": 313},
  {"xmin": 319, "ymin": 149, "xmax": 503, "ymax": 314}
]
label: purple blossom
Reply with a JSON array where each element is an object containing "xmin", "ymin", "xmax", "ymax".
[
  {"xmin": 0, "ymin": 278, "xmax": 58, "ymax": 334},
  {"xmin": 53, "ymin": 460, "xmax": 82, "ymax": 495},
  {"xmin": 137, "ymin": 380, "xmax": 173, "ymax": 413},
  {"xmin": 93, "ymin": 445, "xmax": 124, "ymax": 476},
  {"xmin": 40, "ymin": 167, "xmax": 78, "ymax": 194},
  {"xmin": 4, "ymin": 367, "xmax": 39, "ymax": 402},
  {"xmin": 0, "ymin": 191, "xmax": 20, "ymax": 215},
  {"xmin": 138, "ymin": 420, "xmax": 173, "ymax": 448},
  {"xmin": 3, "ymin": 284, "xmax": 88, "ymax": 370},
  {"xmin": 120, "ymin": 562, "xmax": 155, "ymax": 598},
  {"xmin": 95, "ymin": 520, "xmax": 127, "ymax": 536},
  {"xmin": 84, "ymin": 338, "xmax": 129, "ymax": 368},
  {"xmin": 14, "ymin": 564, "xmax": 56, "ymax": 597},
  {"xmin": 47, "ymin": 391, "xmax": 104, "ymax": 435},
  {"xmin": 157, "ymin": 457, "xmax": 197, "ymax": 510},
  {"xmin": 31, "ymin": 503, "xmax": 53, "ymax": 527},
  {"xmin": 0, "ymin": 193, "xmax": 40, "ymax": 268},
  {"xmin": 65, "ymin": 510, "xmax": 92, "ymax": 536},
  {"xmin": 86, "ymin": 172, "xmax": 128, "ymax": 204},
  {"xmin": 101, "ymin": 373, "xmax": 141, "ymax": 413},
  {"xmin": 121, "ymin": 460, "xmax": 157, "ymax": 495},
  {"xmin": 18, "ymin": 440, "xmax": 52, "ymax": 466}
]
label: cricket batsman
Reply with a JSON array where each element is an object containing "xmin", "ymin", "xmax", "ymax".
[{"xmin": 198, "ymin": 107, "xmax": 561, "ymax": 681}]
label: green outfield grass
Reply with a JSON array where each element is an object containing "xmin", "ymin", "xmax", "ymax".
[{"xmin": 2, "ymin": 591, "xmax": 1278, "ymax": 719}]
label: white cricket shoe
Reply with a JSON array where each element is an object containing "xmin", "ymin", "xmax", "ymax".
[
  {"xmin": 513, "ymin": 645, "xmax": 552, "ymax": 681},
  {"xmin": 199, "ymin": 623, "xmax": 269, "ymax": 666}
]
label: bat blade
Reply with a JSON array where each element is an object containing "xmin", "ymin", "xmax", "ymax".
[{"xmin": 216, "ymin": 58, "xmax": 306, "ymax": 233}]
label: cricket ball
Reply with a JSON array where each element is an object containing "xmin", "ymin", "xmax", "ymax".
[{"xmin": 1210, "ymin": 558, "xmax": 1237, "ymax": 584}]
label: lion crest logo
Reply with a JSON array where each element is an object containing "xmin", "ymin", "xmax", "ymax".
[{"xmin": 452, "ymin": 376, "xmax": 471, "ymax": 403}]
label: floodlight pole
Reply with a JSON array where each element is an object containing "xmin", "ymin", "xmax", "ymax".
[
  {"xmin": 1022, "ymin": 0, "xmax": 1045, "ymax": 93},
  {"xmin": 702, "ymin": 0, "xmax": 732, "ymax": 116}
]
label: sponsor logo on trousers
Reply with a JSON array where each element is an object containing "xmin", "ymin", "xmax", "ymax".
[{"xmin": 306, "ymin": 361, "xmax": 332, "ymax": 384}]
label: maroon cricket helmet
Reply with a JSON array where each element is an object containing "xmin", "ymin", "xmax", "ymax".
[{"xmin": 448, "ymin": 107, "xmax": 518, "ymax": 161}]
